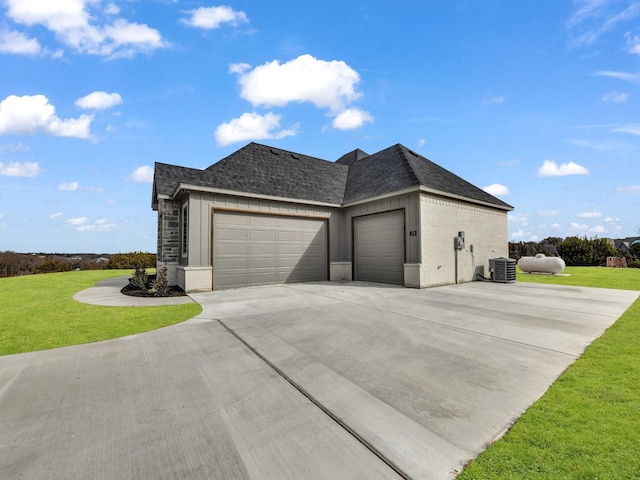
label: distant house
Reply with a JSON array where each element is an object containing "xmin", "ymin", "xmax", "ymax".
[
  {"xmin": 613, "ymin": 237, "xmax": 640, "ymax": 253},
  {"xmin": 152, "ymin": 143, "xmax": 513, "ymax": 292}
]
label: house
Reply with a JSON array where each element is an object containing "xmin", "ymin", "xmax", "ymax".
[
  {"xmin": 152, "ymin": 142, "xmax": 513, "ymax": 292},
  {"xmin": 612, "ymin": 237, "xmax": 640, "ymax": 253}
]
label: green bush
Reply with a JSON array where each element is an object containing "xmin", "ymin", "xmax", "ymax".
[
  {"xmin": 129, "ymin": 266, "xmax": 148, "ymax": 289},
  {"xmin": 106, "ymin": 252, "xmax": 156, "ymax": 269},
  {"xmin": 34, "ymin": 260, "xmax": 72, "ymax": 274},
  {"xmin": 557, "ymin": 236, "xmax": 617, "ymax": 266},
  {"xmin": 149, "ymin": 265, "xmax": 169, "ymax": 297}
]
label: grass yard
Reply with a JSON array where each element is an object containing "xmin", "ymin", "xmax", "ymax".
[
  {"xmin": 0, "ymin": 269, "xmax": 202, "ymax": 356},
  {"xmin": 458, "ymin": 267, "xmax": 640, "ymax": 479}
]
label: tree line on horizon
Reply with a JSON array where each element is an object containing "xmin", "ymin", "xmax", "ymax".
[
  {"xmin": 0, "ymin": 251, "xmax": 156, "ymax": 278},
  {"xmin": 509, "ymin": 236, "xmax": 640, "ymax": 268}
]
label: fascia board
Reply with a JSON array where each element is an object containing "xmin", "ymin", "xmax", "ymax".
[
  {"xmin": 418, "ymin": 186, "xmax": 514, "ymax": 211},
  {"xmin": 171, "ymin": 183, "xmax": 342, "ymax": 208}
]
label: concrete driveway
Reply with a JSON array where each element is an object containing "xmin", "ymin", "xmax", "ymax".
[{"xmin": 1, "ymin": 281, "xmax": 637, "ymax": 479}]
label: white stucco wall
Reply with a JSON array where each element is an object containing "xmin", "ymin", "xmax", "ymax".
[{"xmin": 419, "ymin": 193, "xmax": 509, "ymax": 287}]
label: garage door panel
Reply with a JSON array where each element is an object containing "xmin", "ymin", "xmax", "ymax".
[
  {"xmin": 248, "ymin": 272, "xmax": 278, "ymax": 284},
  {"xmin": 278, "ymin": 231, "xmax": 302, "ymax": 242},
  {"xmin": 249, "ymin": 216, "xmax": 277, "ymax": 227},
  {"xmin": 355, "ymin": 211, "xmax": 404, "ymax": 285},
  {"xmin": 249, "ymin": 257, "xmax": 277, "ymax": 268},
  {"xmin": 249, "ymin": 230, "xmax": 276, "ymax": 241},
  {"xmin": 248, "ymin": 244, "xmax": 276, "ymax": 255},
  {"xmin": 214, "ymin": 211, "xmax": 327, "ymax": 289},
  {"xmin": 217, "ymin": 229, "xmax": 247, "ymax": 241},
  {"xmin": 216, "ymin": 258, "xmax": 247, "ymax": 270}
]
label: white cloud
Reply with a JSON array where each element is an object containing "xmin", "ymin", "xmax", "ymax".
[
  {"xmin": 180, "ymin": 6, "xmax": 249, "ymax": 29},
  {"xmin": 67, "ymin": 216, "xmax": 88, "ymax": 226},
  {"xmin": 593, "ymin": 70, "xmax": 640, "ymax": 83},
  {"xmin": 510, "ymin": 229, "xmax": 527, "ymax": 240},
  {"xmin": 0, "ymin": 161, "xmax": 41, "ymax": 177},
  {"xmin": 600, "ymin": 91, "xmax": 628, "ymax": 102},
  {"xmin": 627, "ymin": 33, "xmax": 640, "ymax": 55},
  {"xmin": 233, "ymin": 54, "xmax": 362, "ymax": 113},
  {"xmin": 128, "ymin": 165, "xmax": 154, "ymax": 183},
  {"xmin": 538, "ymin": 210, "xmax": 560, "ymax": 217},
  {"xmin": 417, "ymin": 138, "xmax": 426, "ymax": 147},
  {"xmin": 104, "ymin": 2, "xmax": 119, "ymax": 16},
  {"xmin": 0, "ymin": 29, "xmax": 41, "ymax": 55},
  {"xmin": 483, "ymin": 96, "xmax": 505, "ymax": 104},
  {"xmin": 616, "ymin": 185, "xmax": 640, "ymax": 193},
  {"xmin": 612, "ymin": 123, "xmax": 640, "ymax": 135},
  {"xmin": 510, "ymin": 229, "xmax": 538, "ymax": 241},
  {"xmin": 482, "ymin": 183, "xmax": 510, "ymax": 196},
  {"xmin": 76, "ymin": 221, "xmax": 121, "ymax": 232},
  {"xmin": 49, "ymin": 212, "xmax": 63, "ymax": 219},
  {"xmin": 4, "ymin": 0, "xmax": 167, "ymax": 58},
  {"xmin": 567, "ymin": 138, "xmax": 626, "ymax": 151},
  {"xmin": 0, "ymin": 142, "xmax": 30, "ymax": 154},
  {"xmin": 214, "ymin": 112, "xmax": 296, "ymax": 146},
  {"xmin": 75, "ymin": 91, "xmax": 122, "ymax": 109},
  {"xmin": 570, "ymin": 222, "xmax": 589, "ymax": 230},
  {"xmin": 538, "ymin": 159, "xmax": 589, "ymax": 177},
  {"xmin": 604, "ymin": 216, "xmax": 620, "ymax": 223},
  {"xmin": 229, "ymin": 62, "xmax": 250, "ymax": 74},
  {"xmin": 578, "ymin": 211, "xmax": 602, "ymax": 218},
  {"xmin": 591, "ymin": 225, "xmax": 605, "ymax": 233},
  {"xmin": 58, "ymin": 181, "xmax": 79, "ymax": 191},
  {"xmin": 567, "ymin": 1, "xmax": 640, "ymax": 46},
  {"xmin": 551, "ymin": 223, "xmax": 561, "ymax": 229},
  {"xmin": 508, "ymin": 212, "xmax": 530, "ymax": 226},
  {"xmin": 332, "ymin": 108, "xmax": 373, "ymax": 130},
  {"xmin": 0, "ymin": 95, "xmax": 93, "ymax": 138}
]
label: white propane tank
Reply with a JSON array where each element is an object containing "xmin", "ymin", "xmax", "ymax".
[{"xmin": 517, "ymin": 253, "xmax": 566, "ymax": 274}]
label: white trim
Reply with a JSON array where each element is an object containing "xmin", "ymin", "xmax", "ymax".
[
  {"xmin": 341, "ymin": 186, "xmax": 420, "ymax": 207},
  {"xmin": 164, "ymin": 182, "xmax": 512, "ymax": 212},
  {"xmin": 418, "ymin": 186, "xmax": 513, "ymax": 211},
  {"xmin": 171, "ymin": 183, "xmax": 342, "ymax": 208}
]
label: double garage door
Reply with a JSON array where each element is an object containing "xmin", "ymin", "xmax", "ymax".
[
  {"xmin": 354, "ymin": 210, "xmax": 405, "ymax": 285},
  {"xmin": 213, "ymin": 211, "xmax": 328, "ymax": 289}
]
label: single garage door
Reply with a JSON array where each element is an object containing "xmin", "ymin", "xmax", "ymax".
[
  {"xmin": 354, "ymin": 210, "xmax": 405, "ymax": 285},
  {"xmin": 213, "ymin": 211, "xmax": 328, "ymax": 289}
]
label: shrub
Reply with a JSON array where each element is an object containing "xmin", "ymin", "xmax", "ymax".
[
  {"xmin": 149, "ymin": 265, "xmax": 169, "ymax": 297},
  {"xmin": 130, "ymin": 267, "xmax": 148, "ymax": 289},
  {"xmin": 34, "ymin": 259, "xmax": 72, "ymax": 274},
  {"xmin": 106, "ymin": 252, "xmax": 156, "ymax": 269}
]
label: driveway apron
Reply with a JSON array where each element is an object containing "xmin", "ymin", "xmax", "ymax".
[{"xmin": 1, "ymin": 281, "xmax": 637, "ymax": 479}]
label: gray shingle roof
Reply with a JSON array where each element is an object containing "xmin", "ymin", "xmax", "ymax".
[
  {"xmin": 204, "ymin": 143, "xmax": 348, "ymax": 204},
  {"xmin": 153, "ymin": 142, "xmax": 512, "ymax": 210},
  {"xmin": 342, "ymin": 144, "xmax": 512, "ymax": 209}
]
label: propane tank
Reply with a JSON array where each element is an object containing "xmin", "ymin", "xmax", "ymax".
[{"xmin": 517, "ymin": 253, "xmax": 565, "ymax": 274}]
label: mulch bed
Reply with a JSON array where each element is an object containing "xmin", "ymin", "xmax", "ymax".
[{"xmin": 121, "ymin": 274, "xmax": 187, "ymax": 298}]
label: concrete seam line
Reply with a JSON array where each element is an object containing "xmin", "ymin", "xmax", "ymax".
[
  {"xmin": 283, "ymin": 285, "xmax": 580, "ymax": 358},
  {"xmin": 214, "ymin": 318, "xmax": 411, "ymax": 480}
]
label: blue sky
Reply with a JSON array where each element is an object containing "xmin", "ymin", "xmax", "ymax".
[{"xmin": 1, "ymin": 0, "xmax": 639, "ymax": 253}]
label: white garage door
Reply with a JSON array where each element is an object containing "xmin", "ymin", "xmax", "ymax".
[
  {"xmin": 354, "ymin": 210, "xmax": 405, "ymax": 285},
  {"xmin": 213, "ymin": 211, "xmax": 328, "ymax": 289}
]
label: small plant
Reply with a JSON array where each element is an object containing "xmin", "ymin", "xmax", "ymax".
[
  {"xmin": 148, "ymin": 265, "xmax": 169, "ymax": 297},
  {"xmin": 130, "ymin": 266, "xmax": 148, "ymax": 289}
]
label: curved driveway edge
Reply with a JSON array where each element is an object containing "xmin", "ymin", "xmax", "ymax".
[
  {"xmin": 2, "ymin": 281, "xmax": 638, "ymax": 479},
  {"xmin": 73, "ymin": 276, "xmax": 196, "ymax": 306}
]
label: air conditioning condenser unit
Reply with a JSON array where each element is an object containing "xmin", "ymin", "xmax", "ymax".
[{"xmin": 489, "ymin": 257, "xmax": 516, "ymax": 283}]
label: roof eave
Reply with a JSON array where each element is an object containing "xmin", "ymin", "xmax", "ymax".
[
  {"xmin": 170, "ymin": 183, "xmax": 343, "ymax": 208},
  {"xmin": 418, "ymin": 186, "xmax": 514, "ymax": 211},
  {"xmin": 341, "ymin": 185, "xmax": 513, "ymax": 211}
]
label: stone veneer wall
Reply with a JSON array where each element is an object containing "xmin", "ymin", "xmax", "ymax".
[{"xmin": 157, "ymin": 198, "xmax": 180, "ymax": 285}]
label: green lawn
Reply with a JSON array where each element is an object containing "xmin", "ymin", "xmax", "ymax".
[
  {"xmin": 0, "ymin": 269, "xmax": 202, "ymax": 356},
  {"xmin": 458, "ymin": 267, "xmax": 640, "ymax": 479}
]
